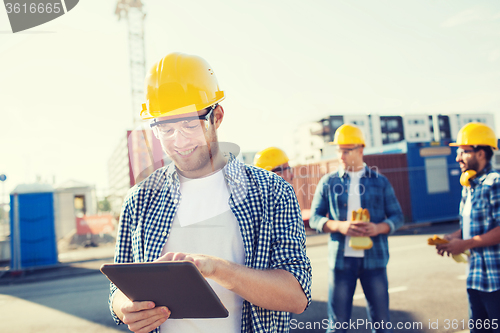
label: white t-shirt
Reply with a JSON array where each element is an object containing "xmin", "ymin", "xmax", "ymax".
[
  {"xmin": 344, "ymin": 169, "xmax": 365, "ymax": 258},
  {"xmin": 160, "ymin": 170, "xmax": 245, "ymax": 333},
  {"xmin": 462, "ymin": 190, "xmax": 472, "ymax": 241}
]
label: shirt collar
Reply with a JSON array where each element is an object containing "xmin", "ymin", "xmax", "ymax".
[
  {"xmin": 163, "ymin": 142, "xmax": 244, "ymax": 188},
  {"xmin": 470, "ymin": 162, "xmax": 493, "ymax": 187},
  {"xmin": 339, "ymin": 163, "xmax": 368, "ymax": 178}
]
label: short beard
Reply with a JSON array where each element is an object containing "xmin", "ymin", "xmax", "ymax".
[{"xmin": 466, "ymin": 156, "xmax": 480, "ymax": 172}]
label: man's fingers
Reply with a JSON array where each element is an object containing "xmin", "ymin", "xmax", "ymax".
[
  {"xmin": 127, "ymin": 309, "xmax": 170, "ymax": 333},
  {"xmin": 347, "ymin": 229, "xmax": 364, "ymax": 237},
  {"xmin": 171, "ymin": 252, "xmax": 187, "ymax": 261},
  {"xmin": 157, "ymin": 252, "xmax": 191, "ymax": 262},
  {"xmin": 139, "ymin": 316, "xmax": 170, "ymax": 333},
  {"xmin": 123, "ymin": 301, "xmax": 155, "ymax": 313},
  {"xmin": 122, "ymin": 304, "xmax": 169, "ymax": 324},
  {"xmin": 348, "ymin": 223, "xmax": 369, "ymax": 236}
]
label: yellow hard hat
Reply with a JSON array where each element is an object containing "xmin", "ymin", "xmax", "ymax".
[
  {"xmin": 254, "ymin": 147, "xmax": 289, "ymax": 171},
  {"xmin": 449, "ymin": 122, "xmax": 498, "ymax": 150},
  {"xmin": 140, "ymin": 52, "xmax": 225, "ymax": 120},
  {"xmin": 331, "ymin": 124, "xmax": 365, "ymax": 146}
]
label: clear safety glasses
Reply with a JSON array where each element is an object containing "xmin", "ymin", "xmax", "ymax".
[
  {"xmin": 456, "ymin": 148, "xmax": 476, "ymax": 157},
  {"xmin": 336, "ymin": 146, "xmax": 361, "ymax": 156},
  {"xmin": 149, "ymin": 105, "xmax": 216, "ymax": 139},
  {"xmin": 272, "ymin": 165, "xmax": 292, "ymax": 173}
]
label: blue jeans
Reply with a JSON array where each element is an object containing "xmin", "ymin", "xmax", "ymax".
[
  {"xmin": 467, "ymin": 289, "xmax": 500, "ymax": 333},
  {"xmin": 326, "ymin": 257, "xmax": 391, "ymax": 333}
]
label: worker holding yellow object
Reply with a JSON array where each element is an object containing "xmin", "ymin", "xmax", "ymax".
[
  {"xmin": 435, "ymin": 122, "xmax": 500, "ymax": 329},
  {"xmin": 427, "ymin": 235, "xmax": 469, "ymax": 263},
  {"xmin": 309, "ymin": 124, "xmax": 404, "ymax": 333}
]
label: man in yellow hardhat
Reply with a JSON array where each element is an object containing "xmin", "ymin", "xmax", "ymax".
[
  {"xmin": 435, "ymin": 122, "xmax": 500, "ymax": 329},
  {"xmin": 309, "ymin": 123, "xmax": 403, "ymax": 333},
  {"xmin": 253, "ymin": 147, "xmax": 294, "ymax": 184},
  {"xmin": 109, "ymin": 53, "xmax": 311, "ymax": 333}
]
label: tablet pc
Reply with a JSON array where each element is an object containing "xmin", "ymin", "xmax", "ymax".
[{"xmin": 100, "ymin": 261, "xmax": 229, "ymax": 319}]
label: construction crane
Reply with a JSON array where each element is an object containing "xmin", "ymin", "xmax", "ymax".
[
  {"xmin": 115, "ymin": 0, "xmax": 147, "ymax": 126},
  {"xmin": 114, "ymin": 0, "xmax": 155, "ymax": 190}
]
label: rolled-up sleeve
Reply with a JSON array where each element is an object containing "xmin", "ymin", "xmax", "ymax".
[
  {"xmin": 382, "ymin": 178, "xmax": 404, "ymax": 234},
  {"xmin": 309, "ymin": 174, "xmax": 331, "ymax": 234},
  {"xmin": 108, "ymin": 189, "xmax": 136, "ymax": 325},
  {"xmin": 270, "ymin": 183, "xmax": 312, "ymax": 308}
]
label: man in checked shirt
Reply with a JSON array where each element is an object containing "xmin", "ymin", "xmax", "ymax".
[
  {"xmin": 436, "ymin": 122, "xmax": 500, "ymax": 333},
  {"xmin": 109, "ymin": 52, "xmax": 312, "ymax": 333}
]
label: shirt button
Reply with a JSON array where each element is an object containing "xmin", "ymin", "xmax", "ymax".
[
  {"xmin": 173, "ymin": 199, "xmax": 179, "ymax": 204},
  {"xmin": 162, "ymin": 231, "xmax": 167, "ymax": 237}
]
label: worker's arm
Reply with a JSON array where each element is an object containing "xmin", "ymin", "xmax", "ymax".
[
  {"xmin": 363, "ymin": 222, "xmax": 391, "ymax": 237},
  {"xmin": 310, "ymin": 174, "xmax": 351, "ymax": 235},
  {"xmin": 437, "ymin": 226, "xmax": 500, "ymax": 256},
  {"xmin": 380, "ymin": 178, "xmax": 404, "ymax": 234},
  {"xmin": 156, "ymin": 252, "xmax": 308, "ymax": 314},
  {"xmin": 112, "ymin": 290, "xmax": 169, "ymax": 333},
  {"xmin": 444, "ymin": 229, "xmax": 462, "ymax": 241},
  {"xmin": 322, "ymin": 219, "xmax": 370, "ymax": 236},
  {"xmin": 435, "ymin": 229, "xmax": 462, "ymax": 256},
  {"xmin": 110, "ymin": 189, "xmax": 170, "ymax": 333},
  {"xmin": 438, "ymin": 176, "xmax": 500, "ymax": 256}
]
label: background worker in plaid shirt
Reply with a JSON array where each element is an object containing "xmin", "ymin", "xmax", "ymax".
[
  {"xmin": 436, "ymin": 122, "xmax": 500, "ymax": 333},
  {"xmin": 108, "ymin": 52, "xmax": 311, "ymax": 333},
  {"xmin": 309, "ymin": 124, "xmax": 404, "ymax": 333}
]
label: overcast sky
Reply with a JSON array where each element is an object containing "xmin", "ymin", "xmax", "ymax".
[{"xmin": 1, "ymin": 0, "xmax": 500, "ymax": 199}]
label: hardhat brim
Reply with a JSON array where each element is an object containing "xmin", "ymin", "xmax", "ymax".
[{"xmin": 449, "ymin": 142, "xmax": 498, "ymax": 150}]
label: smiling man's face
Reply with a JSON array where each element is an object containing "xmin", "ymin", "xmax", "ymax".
[
  {"xmin": 456, "ymin": 145, "xmax": 479, "ymax": 173},
  {"xmin": 154, "ymin": 106, "xmax": 224, "ymax": 178}
]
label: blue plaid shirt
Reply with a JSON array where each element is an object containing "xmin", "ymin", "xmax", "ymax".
[
  {"xmin": 109, "ymin": 153, "xmax": 312, "ymax": 333},
  {"xmin": 309, "ymin": 165, "xmax": 404, "ymax": 269},
  {"xmin": 460, "ymin": 164, "xmax": 500, "ymax": 292}
]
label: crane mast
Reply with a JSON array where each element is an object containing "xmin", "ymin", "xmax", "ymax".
[{"xmin": 115, "ymin": 0, "xmax": 147, "ymax": 126}]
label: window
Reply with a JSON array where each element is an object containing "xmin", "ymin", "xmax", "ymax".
[
  {"xmin": 74, "ymin": 195, "xmax": 86, "ymax": 218},
  {"xmin": 425, "ymin": 158, "xmax": 449, "ymax": 194},
  {"xmin": 409, "ymin": 119, "xmax": 424, "ymax": 125}
]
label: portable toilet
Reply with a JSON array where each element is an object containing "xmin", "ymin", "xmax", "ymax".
[{"xmin": 10, "ymin": 183, "xmax": 58, "ymax": 270}]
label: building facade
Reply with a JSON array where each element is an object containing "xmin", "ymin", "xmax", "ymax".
[{"xmin": 294, "ymin": 113, "xmax": 496, "ymax": 162}]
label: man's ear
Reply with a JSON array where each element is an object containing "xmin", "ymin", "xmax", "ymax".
[
  {"xmin": 476, "ymin": 148, "xmax": 486, "ymax": 161},
  {"xmin": 213, "ymin": 105, "xmax": 224, "ymax": 129}
]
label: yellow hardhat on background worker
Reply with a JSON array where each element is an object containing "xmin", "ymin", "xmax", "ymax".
[
  {"xmin": 449, "ymin": 122, "xmax": 498, "ymax": 187},
  {"xmin": 140, "ymin": 52, "xmax": 225, "ymax": 120},
  {"xmin": 254, "ymin": 147, "xmax": 294, "ymax": 184},
  {"xmin": 449, "ymin": 122, "xmax": 498, "ymax": 150},
  {"xmin": 254, "ymin": 147, "xmax": 290, "ymax": 171},
  {"xmin": 330, "ymin": 124, "xmax": 366, "ymax": 146}
]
